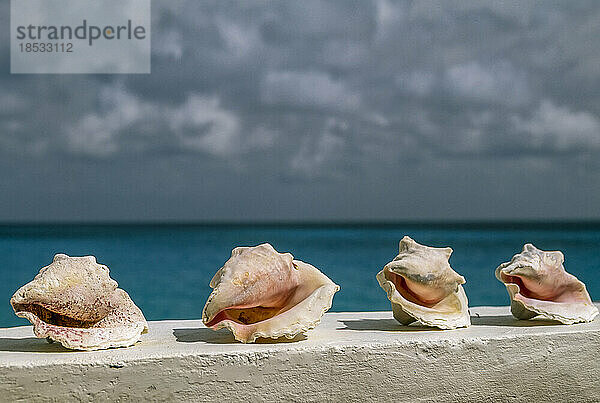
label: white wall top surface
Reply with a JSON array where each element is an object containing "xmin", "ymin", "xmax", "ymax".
[{"xmin": 1, "ymin": 305, "xmax": 599, "ymax": 368}]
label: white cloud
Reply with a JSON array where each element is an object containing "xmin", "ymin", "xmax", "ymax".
[
  {"xmin": 395, "ymin": 62, "xmax": 530, "ymax": 107},
  {"xmin": 290, "ymin": 118, "xmax": 346, "ymax": 178},
  {"xmin": 169, "ymin": 95, "xmax": 240, "ymax": 156},
  {"xmin": 261, "ymin": 70, "xmax": 361, "ymax": 111},
  {"xmin": 512, "ymin": 100, "xmax": 600, "ymax": 150},
  {"xmin": 375, "ymin": 0, "xmax": 405, "ymax": 42},
  {"xmin": 66, "ymin": 86, "xmax": 140, "ymax": 157},
  {"xmin": 216, "ymin": 18, "xmax": 261, "ymax": 58},
  {"xmin": 67, "ymin": 86, "xmax": 241, "ymax": 157},
  {"xmin": 444, "ymin": 61, "xmax": 531, "ymax": 106},
  {"xmin": 154, "ymin": 30, "xmax": 183, "ymax": 60},
  {"xmin": 67, "ymin": 114, "xmax": 120, "ymax": 157}
]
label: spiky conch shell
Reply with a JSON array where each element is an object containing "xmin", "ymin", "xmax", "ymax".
[
  {"xmin": 376, "ymin": 236, "xmax": 470, "ymax": 329},
  {"xmin": 495, "ymin": 243, "xmax": 598, "ymax": 324},
  {"xmin": 10, "ymin": 254, "xmax": 148, "ymax": 350},
  {"xmin": 202, "ymin": 243, "xmax": 339, "ymax": 343}
]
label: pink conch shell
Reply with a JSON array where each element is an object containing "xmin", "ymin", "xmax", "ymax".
[
  {"xmin": 202, "ymin": 243, "xmax": 339, "ymax": 343},
  {"xmin": 495, "ymin": 244, "xmax": 598, "ymax": 324},
  {"xmin": 10, "ymin": 254, "xmax": 148, "ymax": 350},
  {"xmin": 376, "ymin": 236, "xmax": 470, "ymax": 329}
]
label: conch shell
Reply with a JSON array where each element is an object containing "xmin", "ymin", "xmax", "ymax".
[
  {"xmin": 376, "ymin": 236, "xmax": 470, "ymax": 329},
  {"xmin": 10, "ymin": 254, "xmax": 148, "ymax": 350},
  {"xmin": 202, "ymin": 243, "xmax": 339, "ymax": 343},
  {"xmin": 495, "ymin": 244, "xmax": 598, "ymax": 324}
]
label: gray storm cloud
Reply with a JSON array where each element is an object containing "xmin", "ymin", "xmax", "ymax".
[{"xmin": 1, "ymin": 0, "xmax": 599, "ymax": 221}]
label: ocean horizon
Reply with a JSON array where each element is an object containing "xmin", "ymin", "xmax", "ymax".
[{"xmin": 2, "ymin": 222, "xmax": 599, "ymax": 328}]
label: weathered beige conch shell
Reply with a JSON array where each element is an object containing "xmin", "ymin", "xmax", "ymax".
[
  {"xmin": 495, "ymin": 244, "xmax": 598, "ymax": 324},
  {"xmin": 10, "ymin": 254, "xmax": 148, "ymax": 350},
  {"xmin": 202, "ymin": 243, "xmax": 339, "ymax": 343},
  {"xmin": 376, "ymin": 236, "xmax": 470, "ymax": 329}
]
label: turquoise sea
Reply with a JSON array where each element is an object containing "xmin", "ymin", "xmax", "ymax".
[{"xmin": 1, "ymin": 223, "xmax": 599, "ymax": 328}]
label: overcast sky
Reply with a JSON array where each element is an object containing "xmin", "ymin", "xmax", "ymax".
[{"xmin": 1, "ymin": 1, "xmax": 600, "ymax": 222}]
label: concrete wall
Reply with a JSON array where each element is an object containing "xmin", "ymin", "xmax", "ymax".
[{"xmin": 1, "ymin": 306, "xmax": 599, "ymax": 402}]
